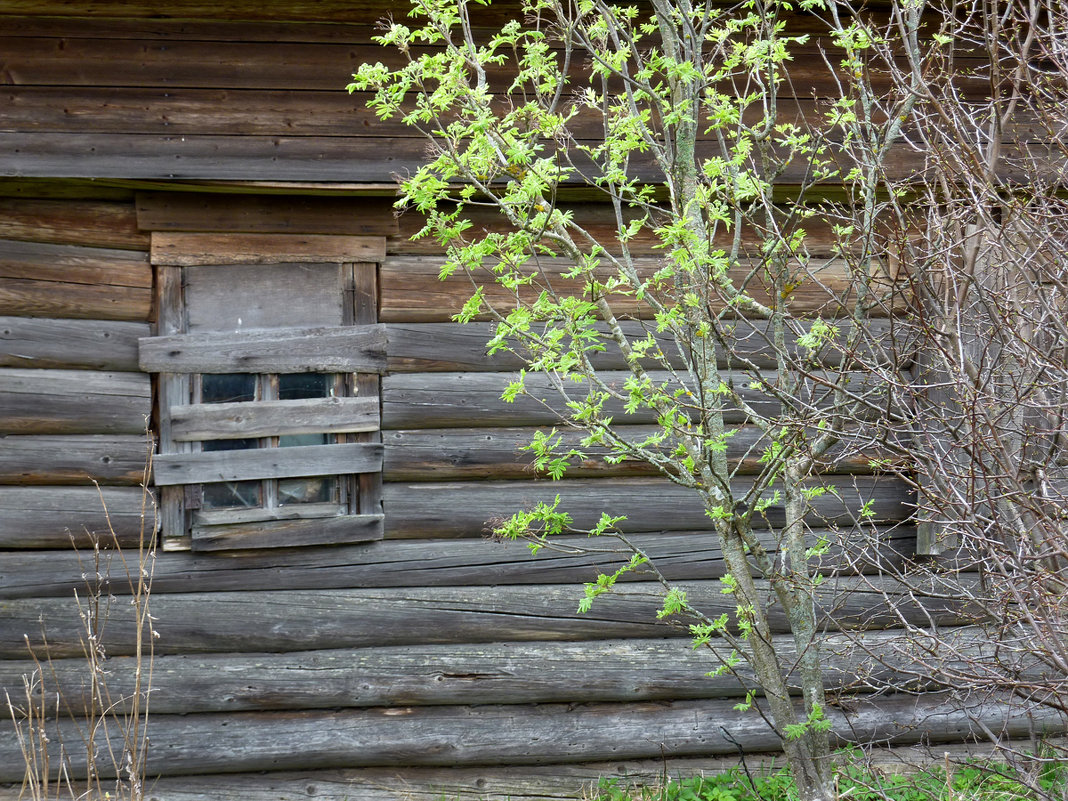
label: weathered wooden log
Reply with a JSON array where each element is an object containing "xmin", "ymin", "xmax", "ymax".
[
  {"xmin": 0, "ymin": 486, "xmax": 155, "ymax": 549},
  {"xmin": 0, "ymin": 238, "xmax": 151, "ymax": 321},
  {"xmin": 139, "ymin": 324, "xmax": 388, "ymax": 374},
  {"xmin": 380, "ymin": 369, "xmax": 878, "ymax": 430},
  {"xmin": 0, "ymin": 198, "xmax": 146, "ymax": 251},
  {"xmin": 0, "ymin": 630, "xmax": 987, "ymax": 716},
  {"xmin": 153, "ymin": 442, "xmax": 383, "ymax": 485},
  {"xmin": 0, "ymin": 527, "xmax": 916, "ymax": 598},
  {"xmin": 0, "ymin": 692, "xmax": 1060, "ymax": 781},
  {"xmin": 0, "ymin": 743, "xmax": 1048, "ymax": 801},
  {"xmin": 0, "ymin": 576, "xmax": 977, "ymax": 659},
  {"xmin": 382, "ymin": 425, "xmax": 879, "ymax": 481},
  {"xmin": 381, "ymin": 476, "xmax": 912, "ymax": 538},
  {"xmin": 384, "ymin": 320, "xmax": 894, "ymax": 372},
  {"xmin": 0, "ymin": 434, "xmax": 147, "ymax": 484},
  {"xmin": 379, "ymin": 255, "xmax": 868, "ymax": 323},
  {"xmin": 0, "ymin": 316, "xmax": 148, "ymax": 370},
  {"xmin": 0, "ymin": 368, "xmax": 151, "ymax": 434},
  {"xmin": 171, "ymin": 395, "xmax": 380, "ymax": 441},
  {"xmin": 150, "ymin": 232, "xmax": 387, "ymax": 265}
]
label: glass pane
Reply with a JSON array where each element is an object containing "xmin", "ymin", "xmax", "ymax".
[
  {"xmin": 278, "ymin": 476, "xmax": 335, "ymax": 505},
  {"xmin": 278, "ymin": 434, "xmax": 328, "ymax": 448},
  {"xmin": 279, "ymin": 373, "xmax": 331, "ymax": 400},
  {"xmin": 202, "ymin": 374, "xmax": 256, "ymax": 404},
  {"xmin": 200, "ymin": 438, "xmax": 262, "ymax": 509},
  {"xmin": 202, "ymin": 481, "xmax": 262, "ymax": 509}
]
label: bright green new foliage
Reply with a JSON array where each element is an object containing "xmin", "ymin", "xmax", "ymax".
[{"xmin": 351, "ymin": 1, "xmax": 922, "ymax": 799}]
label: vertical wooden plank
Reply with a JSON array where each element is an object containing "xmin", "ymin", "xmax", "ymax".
[
  {"xmin": 352, "ymin": 261, "xmax": 383, "ymax": 518},
  {"xmin": 156, "ymin": 263, "xmax": 192, "ymax": 550}
]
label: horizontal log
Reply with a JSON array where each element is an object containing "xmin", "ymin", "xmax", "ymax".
[
  {"xmin": 1, "ymin": 133, "xmax": 1005, "ymax": 185},
  {"xmin": 381, "ymin": 426, "xmax": 879, "ymax": 481},
  {"xmin": 0, "ymin": 745, "xmax": 1047, "ymax": 801},
  {"xmin": 384, "ymin": 320, "xmax": 895, "ymax": 372},
  {"xmin": 0, "ymin": 434, "xmax": 148, "ymax": 485},
  {"xmin": 0, "ymin": 198, "xmax": 146, "ymax": 250},
  {"xmin": 171, "ymin": 396, "xmax": 379, "ymax": 441},
  {"xmin": 153, "ymin": 442, "xmax": 383, "ymax": 485},
  {"xmin": 138, "ymin": 324, "xmax": 388, "ymax": 373},
  {"xmin": 380, "ymin": 369, "xmax": 871, "ymax": 430},
  {"xmin": 381, "ymin": 370, "xmax": 743, "ymax": 429},
  {"xmin": 192, "ymin": 513, "xmax": 384, "ymax": 552},
  {"xmin": 0, "ymin": 486, "xmax": 155, "ymax": 549},
  {"xmin": 137, "ymin": 193, "xmax": 398, "ymax": 235},
  {"xmin": 0, "ymin": 316, "xmax": 148, "ymax": 369},
  {"xmin": 381, "ymin": 477, "xmax": 912, "ymax": 538},
  {"xmin": 0, "ymin": 528, "xmax": 916, "ymax": 598},
  {"xmin": 0, "ymin": 238, "xmax": 151, "ymax": 320},
  {"xmin": 0, "ymin": 368, "xmax": 151, "ymax": 435},
  {"xmin": 0, "ymin": 630, "xmax": 979, "ymax": 716},
  {"xmin": 380, "ymin": 255, "xmax": 871, "ymax": 323},
  {"xmin": 0, "ymin": 693, "xmax": 1059, "ymax": 781},
  {"xmin": 150, "ymin": 233, "xmax": 387, "ymax": 265},
  {"xmin": 0, "ymin": 576, "xmax": 973, "ymax": 658}
]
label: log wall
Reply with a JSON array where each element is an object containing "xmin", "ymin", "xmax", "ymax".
[{"xmin": 0, "ymin": 4, "xmax": 1053, "ymax": 796}]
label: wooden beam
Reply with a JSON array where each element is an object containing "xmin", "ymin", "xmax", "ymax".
[
  {"xmin": 380, "ymin": 369, "xmax": 867, "ymax": 429},
  {"xmin": 382, "ymin": 425, "xmax": 879, "ymax": 481},
  {"xmin": 0, "ymin": 434, "xmax": 148, "ymax": 485},
  {"xmin": 150, "ymin": 233, "xmax": 386, "ymax": 265},
  {"xmin": 192, "ymin": 513, "xmax": 384, "ymax": 552},
  {"xmin": 138, "ymin": 324, "xmax": 387, "ymax": 373},
  {"xmin": 0, "ymin": 527, "xmax": 917, "ymax": 599},
  {"xmin": 0, "ymin": 630, "xmax": 982, "ymax": 715},
  {"xmin": 0, "ymin": 368, "xmax": 151, "ymax": 435},
  {"xmin": 171, "ymin": 396, "xmax": 379, "ymax": 441},
  {"xmin": 0, "ymin": 692, "xmax": 1055, "ymax": 782},
  {"xmin": 0, "ymin": 576, "xmax": 974, "ymax": 658},
  {"xmin": 384, "ymin": 320, "xmax": 894, "ymax": 372},
  {"xmin": 0, "ymin": 198, "xmax": 146, "ymax": 250},
  {"xmin": 0, "ymin": 239, "xmax": 151, "ymax": 320},
  {"xmin": 153, "ymin": 442, "xmax": 383, "ymax": 485},
  {"xmin": 0, "ymin": 317, "xmax": 148, "ymax": 370},
  {"xmin": 0, "ymin": 486, "xmax": 154, "ymax": 549},
  {"xmin": 136, "ymin": 192, "xmax": 398, "ymax": 235},
  {"xmin": 381, "ymin": 476, "xmax": 912, "ymax": 538},
  {"xmin": 379, "ymin": 255, "xmax": 866, "ymax": 323}
]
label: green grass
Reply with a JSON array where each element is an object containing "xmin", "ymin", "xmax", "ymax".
[{"xmin": 591, "ymin": 755, "xmax": 1068, "ymax": 801}]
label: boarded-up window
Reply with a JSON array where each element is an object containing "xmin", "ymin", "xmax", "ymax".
[{"xmin": 140, "ymin": 235, "xmax": 386, "ymax": 552}]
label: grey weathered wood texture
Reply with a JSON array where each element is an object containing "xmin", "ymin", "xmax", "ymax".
[
  {"xmin": 0, "ymin": 745, "xmax": 1039, "ymax": 801},
  {"xmin": 381, "ymin": 476, "xmax": 912, "ymax": 538},
  {"xmin": 137, "ymin": 193, "xmax": 399, "ymax": 235},
  {"xmin": 384, "ymin": 320, "xmax": 894, "ymax": 372},
  {"xmin": 151, "ymin": 232, "xmax": 387, "ymax": 265},
  {"xmin": 171, "ymin": 395, "xmax": 379, "ymax": 441},
  {"xmin": 184, "ymin": 262, "xmax": 346, "ymax": 332},
  {"xmin": 0, "ymin": 238, "xmax": 151, "ymax": 320},
  {"xmin": 153, "ymin": 442, "xmax": 383, "ymax": 485},
  {"xmin": 191, "ymin": 513, "xmax": 384, "ymax": 552},
  {"xmin": 139, "ymin": 324, "xmax": 387, "ymax": 373},
  {"xmin": 0, "ymin": 527, "xmax": 916, "ymax": 598},
  {"xmin": 0, "ymin": 197, "xmax": 146, "ymax": 250},
  {"xmin": 379, "ymin": 256, "xmax": 878, "ymax": 322},
  {"xmin": 0, "ymin": 630, "xmax": 979, "ymax": 715},
  {"xmin": 0, "ymin": 316, "xmax": 148, "ymax": 370},
  {"xmin": 0, "ymin": 368, "xmax": 150, "ymax": 434},
  {"xmin": 381, "ymin": 425, "xmax": 878, "ymax": 480},
  {"xmin": 0, "ymin": 693, "xmax": 1058, "ymax": 782},
  {"xmin": 0, "ymin": 576, "xmax": 976, "ymax": 659},
  {"xmin": 0, "ymin": 486, "xmax": 154, "ymax": 549},
  {"xmin": 380, "ymin": 370, "xmax": 863, "ymax": 429},
  {"xmin": 0, "ymin": 434, "xmax": 148, "ymax": 484}
]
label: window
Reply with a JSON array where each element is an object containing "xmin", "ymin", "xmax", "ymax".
[{"xmin": 140, "ymin": 238, "xmax": 385, "ymax": 552}]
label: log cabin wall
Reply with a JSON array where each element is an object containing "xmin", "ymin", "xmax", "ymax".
[{"xmin": 0, "ymin": 5, "xmax": 1057, "ymax": 800}]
